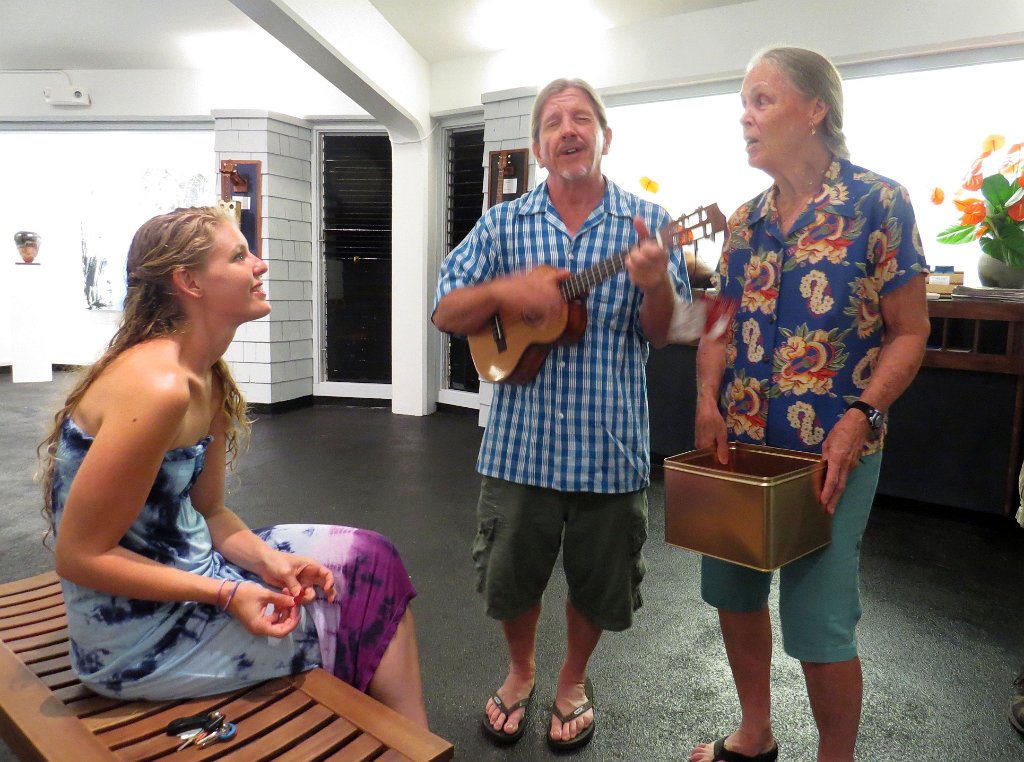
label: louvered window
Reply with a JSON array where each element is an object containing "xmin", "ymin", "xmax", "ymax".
[
  {"xmin": 444, "ymin": 127, "xmax": 485, "ymax": 392},
  {"xmin": 321, "ymin": 134, "xmax": 392, "ymax": 383}
]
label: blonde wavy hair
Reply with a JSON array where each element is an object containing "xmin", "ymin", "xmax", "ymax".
[{"xmin": 38, "ymin": 206, "xmax": 252, "ymax": 538}]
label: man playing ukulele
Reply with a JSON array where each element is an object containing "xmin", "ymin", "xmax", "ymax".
[{"xmin": 432, "ymin": 78, "xmax": 696, "ymax": 752}]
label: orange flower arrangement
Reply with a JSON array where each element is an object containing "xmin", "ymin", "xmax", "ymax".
[{"xmin": 933, "ymin": 135, "xmax": 1024, "ymax": 267}]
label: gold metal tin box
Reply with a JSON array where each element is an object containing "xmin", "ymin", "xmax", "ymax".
[{"xmin": 664, "ymin": 443, "xmax": 829, "ymax": 572}]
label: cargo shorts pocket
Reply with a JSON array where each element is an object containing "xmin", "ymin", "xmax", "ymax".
[{"xmin": 471, "ymin": 517, "xmax": 499, "ymax": 593}]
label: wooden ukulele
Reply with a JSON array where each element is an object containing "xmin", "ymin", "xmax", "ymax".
[
  {"xmin": 468, "ymin": 203, "xmax": 729, "ymax": 384},
  {"xmin": 490, "ymin": 151, "xmax": 515, "ymax": 207}
]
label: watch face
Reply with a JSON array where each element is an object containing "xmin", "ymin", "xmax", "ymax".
[{"xmin": 851, "ymin": 401, "xmax": 883, "ymax": 430}]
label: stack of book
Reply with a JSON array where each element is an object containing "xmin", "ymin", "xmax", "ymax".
[
  {"xmin": 926, "ymin": 268, "xmax": 963, "ymax": 297},
  {"xmin": 952, "ymin": 285, "xmax": 1024, "ymax": 302}
]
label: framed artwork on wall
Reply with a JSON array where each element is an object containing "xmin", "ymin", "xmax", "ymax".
[
  {"xmin": 487, "ymin": 148, "xmax": 529, "ymax": 207},
  {"xmin": 219, "ymin": 159, "xmax": 262, "ymax": 258}
]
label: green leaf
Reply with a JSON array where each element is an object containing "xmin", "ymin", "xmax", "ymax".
[
  {"xmin": 979, "ymin": 230, "xmax": 1024, "ymax": 267},
  {"xmin": 988, "ymin": 210, "xmax": 1011, "ymax": 232},
  {"xmin": 979, "ymin": 235, "xmax": 1007, "ymax": 262},
  {"xmin": 936, "ymin": 224, "xmax": 979, "ymax": 245},
  {"xmin": 982, "ymin": 173, "xmax": 1015, "ymax": 207},
  {"xmin": 1005, "ymin": 184, "xmax": 1024, "ymax": 208},
  {"xmin": 1006, "ymin": 248, "xmax": 1024, "ymax": 269},
  {"xmin": 999, "ymin": 224, "xmax": 1024, "ymax": 267}
]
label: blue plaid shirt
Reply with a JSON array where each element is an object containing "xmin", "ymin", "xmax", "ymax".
[{"xmin": 435, "ymin": 178, "xmax": 690, "ymax": 493}]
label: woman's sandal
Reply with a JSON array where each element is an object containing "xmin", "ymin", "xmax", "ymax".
[
  {"xmin": 481, "ymin": 685, "xmax": 535, "ymax": 745},
  {"xmin": 710, "ymin": 736, "xmax": 779, "ymax": 762}
]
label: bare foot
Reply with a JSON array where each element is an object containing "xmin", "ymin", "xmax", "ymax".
[
  {"xmin": 549, "ymin": 677, "xmax": 594, "ymax": 744},
  {"xmin": 484, "ymin": 670, "xmax": 535, "ymax": 737},
  {"xmin": 690, "ymin": 731, "xmax": 777, "ymax": 762}
]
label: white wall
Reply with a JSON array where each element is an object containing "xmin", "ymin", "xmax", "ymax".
[
  {"xmin": 4, "ymin": 0, "xmax": 1023, "ymax": 405},
  {"xmin": 0, "ymin": 68, "xmax": 367, "ymax": 122},
  {"xmin": 0, "ymin": 130, "xmax": 221, "ymax": 370},
  {"xmin": 601, "ymin": 57, "xmax": 1024, "ymax": 286},
  {"xmin": 215, "ymin": 112, "xmax": 316, "ymax": 406},
  {"xmin": 430, "ymin": 0, "xmax": 1024, "ymax": 115}
]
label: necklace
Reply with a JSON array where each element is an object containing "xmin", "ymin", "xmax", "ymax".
[
  {"xmin": 778, "ymin": 189, "xmax": 817, "ymax": 235},
  {"xmin": 778, "ymin": 163, "xmax": 829, "ymax": 234}
]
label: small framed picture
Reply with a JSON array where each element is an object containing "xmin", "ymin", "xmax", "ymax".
[{"xmin": 487, "ymin": 148, "xmax": 530, "ymax": 207}]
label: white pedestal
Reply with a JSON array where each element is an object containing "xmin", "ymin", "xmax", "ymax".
[{"xmin": 11, "ymin": 263, "xmax": 53, "ymax": 383}]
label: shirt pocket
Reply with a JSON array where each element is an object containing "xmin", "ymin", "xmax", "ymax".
[{"xmin": 587, "ymin": 274, "xmax": 637, "ymax": 334}]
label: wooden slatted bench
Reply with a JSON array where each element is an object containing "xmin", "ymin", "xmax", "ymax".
[{"xmin": 0, "ymin": 571, "xmax": 454, "ymax": 761}]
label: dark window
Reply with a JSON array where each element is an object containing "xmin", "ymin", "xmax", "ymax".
[
  {"xmin": 445, "ymin": 128, "xmax": 485, "ymax": 392},
  {"xmin": 321, "ymin": 134, "xmax": 392, "ymax": 383}
]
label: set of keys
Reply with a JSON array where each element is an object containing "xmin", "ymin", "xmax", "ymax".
[{"xmin": 166, "ymin": 710, "xmax": 238, "ymax": 751}]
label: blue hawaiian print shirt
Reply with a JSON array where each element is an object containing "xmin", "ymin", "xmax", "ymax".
[
  {"xmin": 435, "ymin": 178, "xmax": 690, "ymax": 492},
  {"xmin": 716, "ymin": 158, "xmax": 928, "ymax": 455}
]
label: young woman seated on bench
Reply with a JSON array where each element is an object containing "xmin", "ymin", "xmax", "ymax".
[{"xmin": 38, "ymin": 207, "xmax": 428, "ymax": 728}]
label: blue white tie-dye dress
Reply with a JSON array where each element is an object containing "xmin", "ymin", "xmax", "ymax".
[{"xmin": 50, "ymin": 418, "xmax": 416, "ymax": 700}]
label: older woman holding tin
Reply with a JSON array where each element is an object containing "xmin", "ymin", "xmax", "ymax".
[{"xmin": 690, "ymin": 47, "xmax": 930, "ymax": 762}]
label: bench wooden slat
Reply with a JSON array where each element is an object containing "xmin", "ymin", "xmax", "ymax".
[
  {"xmin": 16, "ymin": 641, "xmax": 71, "ymax": 666},
  {"xmin": 224, "ymin": 682, "xmax": 313, "ymax": 729},
  {"xmin": 0, "ymin": 640, "xmax": 115, "ymax": 762},
  {"xmin": 214, "ymin": 703, "xmax": 335, "ymax": 762},
  {"xmin": 88, "ymin": 692, "xmax": 240, "ymax": 735},
  {"xmin": 322, "ymin": 732, "xmax": 387, "ymax": 762},
  {"xmin": 26, "ymin": 653, "xmax": 72, "ymax": 677},
  {"xmin": 120, "ymin": 682, "xmax": 316, "ymax": 762},
  {"xmin": 65, "ymin": 694, "xmax": 129, "ymax": 718},
  {"xmin": 0, "ymin": 573, "xmax": 62, "ymax": 600},
  {"xmin": 0, "ymin": 607, "xmax": 67, "ymax": 631},
  {"xmin": 38, "ymin": 666, "xmax": 80, "ymax": 690},
  {"xmin": 0, "ymin": 593, "xmax": 65, "ymax": 621},
  {"xmin": 266, "ymin": 716, "xmax": 360, "ymax": 762},
  {"xmin": 0, "ymin": 615, "xmax": 68, "ymax": 643},
  {"xmin": 53, "ymin": 681, "xmax": 97, "ymax": 703},
  {"xmin": 7, "ymin": 634, "xmax": 69, "ymax": 660},
  {"xmin": 176, "ymin": 692, "xmax": 319, "ymax": 762},
  {"xmin": 0, "ymin": 572, "xmax": 454, "ymax": 762},
  {"xmin": 0, "ymin": 585, "xmax": 62, "ymax": 608},
  {"xmin": 111, "ymin": 680, "xmax": 299, "ymax": 761},
  {"xmin": 378, "ymin": 750, "xmax": 422, "ymax": 762},
  {"xmin": 294, "ymin": 670, "xmax": 453, "ymax": 762}
]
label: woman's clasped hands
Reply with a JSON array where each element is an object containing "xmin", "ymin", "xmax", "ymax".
[{"xmin": 224, "ymin": 551, "xmax": 337, "ymax": 637}]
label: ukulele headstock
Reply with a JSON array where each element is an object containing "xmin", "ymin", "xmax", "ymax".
[{"xmin": 659, "ymin": 203, "xmax": 728, "ymax": 249}]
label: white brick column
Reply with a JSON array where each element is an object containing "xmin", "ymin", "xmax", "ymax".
[
  {"xmin": 214, "ymin": 110, "xmax": 314, "ymax": 409},
  {"xmin": 476, "ymin": 87, "xmax": 537, "ymax": 426}
]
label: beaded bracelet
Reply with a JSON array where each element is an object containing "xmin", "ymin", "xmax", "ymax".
[
  {"xmin": 219, "ymin": 580, "xmax": 244, "ymax": 612},
  {"xmin": 214, "ymin": 579, "xmax": 229, "ymax": 610}
]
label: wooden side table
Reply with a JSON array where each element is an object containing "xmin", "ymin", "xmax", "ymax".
[{"xmin": 878, "ymin": 296, "xmax": 1024, "ymax": 516}]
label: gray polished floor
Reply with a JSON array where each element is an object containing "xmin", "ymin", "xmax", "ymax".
[{"xmin": 1, "ymin": 370, "xmax": 1022, "ymax": 761}]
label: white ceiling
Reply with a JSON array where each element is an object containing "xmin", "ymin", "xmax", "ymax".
[
  {"xmin": 0, "ymin": 0, "xmax": 746, "ymax": 70},
  {"xmin": 367, "ymin": 0, "xmax": 748, "ymax": 62}
]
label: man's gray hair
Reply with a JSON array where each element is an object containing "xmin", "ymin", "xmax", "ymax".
[
  {"xmin": 749, "ymin": 46, "xmax": 850, "ymax": 160},
  {"xmin": 530, "ymin": 78, "xmax": 609, "ymax": 145}
]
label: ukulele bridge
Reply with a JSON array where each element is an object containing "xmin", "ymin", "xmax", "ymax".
[{"xmin": 491, "ymin": 314, "xmax": 507, "ymax": 352}]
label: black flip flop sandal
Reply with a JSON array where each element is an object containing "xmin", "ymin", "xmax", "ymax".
[
  {"xmin": 711, "ymin": 736, "xmax": 779, "ymax": 762},
  {"xmin": 481, "ymin": 685, "xmax": 535, "ymax": 745},
  {"xmin": 547, "ymin": 677, "xmax": 595, "ymax": 752}
]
